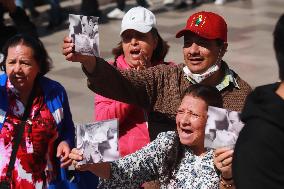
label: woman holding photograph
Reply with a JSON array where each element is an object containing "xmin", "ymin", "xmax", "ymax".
[
  {"xmin": 0, "ymin": 34, "xmax": 74, "ymax": 188},
  {"xmin": 69, "ymin": 84, "xmax": 235, "ymax": 189},
  {"xmin": 94, "ymin": 7, "xmax": 173, "ymax": 188},
  {"xmin": 94, "ymin": 6, "xmax": 173, "ymax": 158}
]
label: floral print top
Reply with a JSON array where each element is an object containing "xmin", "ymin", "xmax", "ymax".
[
  {"xmin": 99, "ymin": 131, "xmax": 220, "ymax": 189},
  {"xmin": 0, "ymin": 81, "xmax": 58, "ymax": 189}
]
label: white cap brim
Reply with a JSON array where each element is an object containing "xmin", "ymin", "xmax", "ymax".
[{"xmin": 120, "ymin": 24, "xmax": 153, "ymax": 35}]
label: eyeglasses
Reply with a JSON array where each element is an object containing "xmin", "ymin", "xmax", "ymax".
[{"xmin": 177, "ymin": 109, "xmax": 205, "ymax": 121}]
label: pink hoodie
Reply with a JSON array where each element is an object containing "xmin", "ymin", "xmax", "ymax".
[{"xmin": 94, "ymin": 55, "xmax": 150, "ymax": 157}]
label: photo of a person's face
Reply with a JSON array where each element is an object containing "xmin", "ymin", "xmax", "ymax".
[
  {"xmin": 204, "ymin": 106, "xmax": 244, "ymax": 149},
  {"xmin": 101, "ymin": 131, "xmax": 119, "ymax": 162},
  {"xmin": 81, "ymin": 16, "xmax": 95, "ymax": 36},
  {"xmin": 208, "ymin": 129, "xmax": 216, "ymax": 141},
  {"xmin": 228, "ymin": 111, "xmax": 241, "ymax": 127},
  {"xmin": 227, "ymin": 111, "xmax": 244, "ymax": 134}
]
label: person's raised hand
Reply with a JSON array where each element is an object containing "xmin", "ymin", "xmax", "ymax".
[
  {"xmin": 62, "ymin": 36, "xmax": 79, "ymax": 62},
  {"xmin": 213, "ymin": 147, "xmax": 233, "ymax": 179},
  {"xmin": 62, "ymin": 36, "xmax": 97, "ymax": 73},
  {"xmin": 136, "ymin": 50, "xmax": 151, "ymax": 71}
]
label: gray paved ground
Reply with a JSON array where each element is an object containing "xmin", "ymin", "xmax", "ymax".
[{"xmin": 15, "ymin": 0, "xmax": 284, "ymax": 122}]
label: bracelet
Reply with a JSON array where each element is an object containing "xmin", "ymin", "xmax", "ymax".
[
  {"xmin": 220, "ymin": 179, "xmax": 233, "ymax": 188},
  {"xmin": 221, "ymin": 175, "xmax": 233, "ymax": 181}
]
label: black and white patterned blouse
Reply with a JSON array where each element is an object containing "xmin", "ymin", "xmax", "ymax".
[{"xmin": 98, "ymin": 131, "xmax": 220, "ymax": 189}]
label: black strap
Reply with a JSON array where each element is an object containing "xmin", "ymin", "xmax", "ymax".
[{"xmin": 4, "ymin": 81, "xmax": 37, "ymax": 181}]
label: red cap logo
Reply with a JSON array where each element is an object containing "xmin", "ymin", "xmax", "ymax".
[{"xmin": 176, "ymin": 11, "xmax": 227, "ymax": 42}]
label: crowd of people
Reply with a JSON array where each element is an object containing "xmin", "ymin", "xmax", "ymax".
[
  {"xmin": 0, "ymin": 0, "xmax": 234, "ymax": 38},
  {"xmin": 0, "ymin": 0, "xmax": 283, "ymax": 189},
  {"xmin": 63, "ymin": 6, "xmax": 284, "ymax": 189},
  {"xmin": 84, "ymin": 0, "xmax": 231, "ymax": 21}
]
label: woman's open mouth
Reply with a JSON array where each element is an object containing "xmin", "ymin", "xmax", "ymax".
[
  {"xmin": 130, "ymin": 48, "xmax": 141, "ymax": 60},
  {"xmin": 181, "ymin": 128, "xmax": 193, "ymax": 134}
]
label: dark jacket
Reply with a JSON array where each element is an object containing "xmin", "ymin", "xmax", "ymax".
[
  {"xmin": 233, "ymin": 83, "xmax": 284, "ymax": 189},
  {"xmin": 0, "ymin": 4, "xmax": 37, "ymax": 50}
]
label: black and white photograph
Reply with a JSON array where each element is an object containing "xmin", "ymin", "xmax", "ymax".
[
  {"xmin": 204, "ymin": 106, "xmax": 244, "ymax": 149},
  {"xmin": 76, "ymin": 118, "xmax": 119, "ymax": 165},
  {"xmin": 69, "ymin": 14, "xmax": 99, "ymax": 56}
]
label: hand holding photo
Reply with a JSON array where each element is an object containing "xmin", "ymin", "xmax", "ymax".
[
  {"xmin": 76, "ymin": 119, "xmax": 119, "ymax": 165},
  {"xmin": 69, "ymin": 14, "xmax": 99, "ymax": 56},
  {"xmin": 204, "ymin": 106, "xmax": 244, "ymax": 149}
]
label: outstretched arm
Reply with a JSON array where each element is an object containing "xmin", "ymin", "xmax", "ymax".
[
  {"xmin": 69, "ymin": 133, "xmax": 170, "ymax": 187},
  {"xmin": 62, "ymin": 36, "xmax": 156, "ymax": 109}
]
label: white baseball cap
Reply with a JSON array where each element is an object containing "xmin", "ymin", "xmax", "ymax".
[{"xmin": 120, "ymin": 6, "xmax": 157, "ymax": 35}]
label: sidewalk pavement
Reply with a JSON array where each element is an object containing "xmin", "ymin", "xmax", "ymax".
[{"xmin": 21, "ymin": 0, "xmax": 284, "ymax": 122}]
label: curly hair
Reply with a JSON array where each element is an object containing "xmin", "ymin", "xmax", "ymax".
[
  {"xmin": 161, "ymin": 84, "xmax": 223, "ymax": 185},
  {"xmin": 112, "ymin": 28, "xmax": 169, "ymax": 66},
  {"xmin": 0, "ymin": 34, "xmax": 52, "ymax": 76}
]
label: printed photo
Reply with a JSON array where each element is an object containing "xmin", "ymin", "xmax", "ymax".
[
  {"xmin": 204, "ymin": 106, "xmax": 244, "ymax": 149},
  {"xmin": 76, "ymin": 119, "xmax": 119, "ymax": 164},
  {"xmin": 69, "ymin": 14, "xmax": 99, "ymax": 56}
]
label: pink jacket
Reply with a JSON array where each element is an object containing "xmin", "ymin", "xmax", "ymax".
[{"xmin": 95, "ymin": 55, "xmax": 174, "ymax": 157}]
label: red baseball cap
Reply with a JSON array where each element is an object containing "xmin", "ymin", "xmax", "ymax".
[{"xmin": 176, "ymin": 11, "xmax": 227, "ymax": 42}]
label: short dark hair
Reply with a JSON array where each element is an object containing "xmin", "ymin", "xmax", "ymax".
[
  {"xmin": 112, "ymin": 28, "xmax": 169, "ymax": 65},
  {"xmin": 273, "ymin": 14, "xmax": 284, "ymax": 81},
  {"xmin": 0, "ymin": 34, "xmax": 52, "ymax": 76},
  {"xmin": 181, "ymin": 84, "xmax": 223, "ymax": 108}
]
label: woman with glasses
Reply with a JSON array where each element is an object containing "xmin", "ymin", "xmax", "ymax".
[{"xmin": 69, "ymin": 84, "xmax": 235, "ymax": 189}]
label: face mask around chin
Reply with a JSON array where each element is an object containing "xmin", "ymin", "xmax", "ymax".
[{"xmin": 183, "ymin": 63, "xmax": 221, "ymax": 83}]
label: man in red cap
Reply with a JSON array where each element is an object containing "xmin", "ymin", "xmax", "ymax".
[{"xmin": 63, "ymin": 11, "xmax": 252, "ymax": 142}]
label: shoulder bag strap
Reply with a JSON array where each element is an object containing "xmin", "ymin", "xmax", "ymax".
[{"xmin": 4, "ymin": 80, "xmax": 37, "ymax": 181}]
